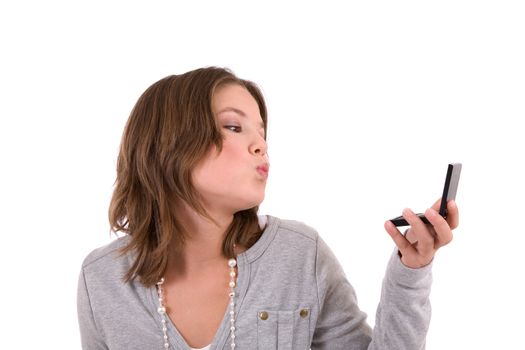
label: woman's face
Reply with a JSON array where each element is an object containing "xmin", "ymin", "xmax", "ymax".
[{"xmin": 191, "ymin": 83, "xmax": 269, "ymax": 215}]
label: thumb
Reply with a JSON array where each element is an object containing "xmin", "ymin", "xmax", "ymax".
[{"xmin": 384, "ymin": 220, "xmax": 415, "ymax": 257}]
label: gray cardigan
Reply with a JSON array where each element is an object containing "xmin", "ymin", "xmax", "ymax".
[{"xmin": 77, "ymin": 215, "xmax": 432, "ymax": 349}]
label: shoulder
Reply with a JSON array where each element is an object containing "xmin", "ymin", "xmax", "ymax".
[
  {"xmin": 256, "ymin": 215, "xmax": 323, "ymax": 258},
  {"xmin": 80, "ymin": 235, "xmax": 132, "ymax": 278},
  {"xmin": 273, "ymin": 217, "xmax": 320, "ymax": 242},
  {"xmin": 268, "ymin": 216, "xmax": 340, "ymax": 267}
]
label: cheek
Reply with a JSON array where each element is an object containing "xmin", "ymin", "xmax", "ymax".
[
  {"xmin": 194, "ymin": 142, "xmax": 245, "ymax": 182},
  {"xmin": 219, "ymin": 141, "xmax": 244, "ymax": 162},
  {"xmin": 218, "ymin": 139, "xmax": 245, "ymax": 166}
]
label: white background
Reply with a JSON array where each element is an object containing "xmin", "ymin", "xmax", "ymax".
[{"xmin": 1, "ymin": 1, "xmax": 524, "ymax": 349}]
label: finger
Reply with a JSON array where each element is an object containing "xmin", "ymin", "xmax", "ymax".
[
  {"xmin": 430, "ymin": 197, "xmax": 442, "ymax": 211},
  {"xmin": 404, "ymin": 228, "xmax": 418, "ymax": 244},
  {"xmin": 430, "ymin": 197, "xmax": 459, "ymax": 230},
  {"xmin": 445, "ymin": 200, "xmax": 459, "ymax": 229},
  {"xmin": 425, "ymin": 207, "xmax": 453, "ymax": 248},
  {"xmin": 402, "ymin": 208, "xmax": 434, "ymax": 254},
  {"xmin": 431, "ymin": 197, "xmax": 459, "ymax": 227},
  {"xmin": 384, "ymin": 220, "xmax": 417, "ymax": 257}
]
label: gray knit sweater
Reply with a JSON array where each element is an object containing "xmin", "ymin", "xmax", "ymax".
[{"xmin": 77, "ymin": 215, "xmax": 432, "ymax": 349}]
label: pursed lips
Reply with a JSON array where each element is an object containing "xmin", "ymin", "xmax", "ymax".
[{"xmin": 256, "ymin": 164, "xmax": 269, "ymax": 177}]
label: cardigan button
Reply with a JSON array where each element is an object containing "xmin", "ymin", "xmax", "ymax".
[
  {"xmin": 259, "ymin": 311, "xmax": 269, "ymax": 320},
  {"xmin": 299, "ymin": 309, "xmax": 309, "ymax": 318}
]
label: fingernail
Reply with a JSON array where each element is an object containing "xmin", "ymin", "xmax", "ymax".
[{"xmin": 403, "ymin": 208, "xmax": 413, "ymax": 216}]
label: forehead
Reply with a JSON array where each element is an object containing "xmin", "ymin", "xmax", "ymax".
[{"xmin": 212, "ymin": 84, "xmax": 262, "ymax": 122}]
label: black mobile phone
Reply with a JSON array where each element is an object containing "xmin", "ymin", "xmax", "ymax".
[{"xmin": 390, "ymin": 163, "xmax": 462, "ymax": 227}]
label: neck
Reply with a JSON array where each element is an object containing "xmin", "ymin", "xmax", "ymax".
[{"xmin": 168, "ymin": 202, "xmax": 234, "ymax": 278}]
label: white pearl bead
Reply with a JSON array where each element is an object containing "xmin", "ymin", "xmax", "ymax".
[
  {"xmin": 228, "ymin": 259, "xmax": 237, "ymax": 268},
  {"xmin": 229, "ymin": 281, "xmax": 236, "ymax": 288}
]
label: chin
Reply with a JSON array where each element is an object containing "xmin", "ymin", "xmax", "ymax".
[{"xmin": 237, "ymin": 193, "xmax": 265, "ymax": 211}]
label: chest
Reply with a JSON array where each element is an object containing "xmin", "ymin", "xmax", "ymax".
[{"xmin": 162, "ymin": 278, "xmax": 231, "ymax": 348}]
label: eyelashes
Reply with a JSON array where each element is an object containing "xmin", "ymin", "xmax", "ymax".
[
  {"xmin": 224, "ymin": 125, "xmax": 242, "ymax": 133},
  {"xmin": 223, "ymin": 124, "xmax": 265, "ymax": 139}
]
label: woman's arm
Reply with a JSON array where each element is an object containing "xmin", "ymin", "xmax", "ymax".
[
  {"xmin": 77, "ymin": 268, "xmax": 108, "ymax": 350},
  {"xmin": 312, "ymin": 236, "xmax": 432, "ymax": 349},
  {"xmin": 312, "ymin": 199, "xmax": 458, "ymax": 349}
]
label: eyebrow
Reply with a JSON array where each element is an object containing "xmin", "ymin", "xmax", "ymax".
[{"xmin": 217, "ymin": 107, "xmax": 265, "ymax": 130}]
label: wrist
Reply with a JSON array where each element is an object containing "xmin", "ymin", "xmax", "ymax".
[{"xmin": 400, "ymin": 253, "xmax": 433, "ymax": 269}]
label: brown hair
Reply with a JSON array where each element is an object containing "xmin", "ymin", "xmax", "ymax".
[{"xmin": 109, "ymin": 67, "xmax": 268, "ymax": 288}]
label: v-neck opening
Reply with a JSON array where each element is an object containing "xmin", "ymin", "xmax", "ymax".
[{"xmin": 146, "ymin": 215, "xmax": 279, "ymax": 350}]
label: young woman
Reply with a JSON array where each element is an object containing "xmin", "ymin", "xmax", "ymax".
[{"xmin": 77, "ymin": 67, "xmax": 459, "ymax": 350}]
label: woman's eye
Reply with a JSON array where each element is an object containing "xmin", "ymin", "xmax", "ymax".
[{"xmin": 224, "ymin": 125, "xmax": 242, "ymax": 133}]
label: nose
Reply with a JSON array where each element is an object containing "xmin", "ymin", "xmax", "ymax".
[{"xmin": 250, "ymin": 134, "xmax": 268, "ymax": 157}]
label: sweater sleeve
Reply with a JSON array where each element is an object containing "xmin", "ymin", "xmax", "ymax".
[
  {"xmin": 312, "ymin": 235, "xmax": 432, "ymax": 350},
  {"xmin": 77, "ymin": 268, "xmax": 108, "ymax": 350},
  {"xmin": 369, "ymin": 251, "xmax": 433, "ymax": 350}
]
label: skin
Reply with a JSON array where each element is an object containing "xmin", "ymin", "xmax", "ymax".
[
  {"xmin": 191, "ymin": 83, "xmax": 268, "ymax": 217},
  {"xmin": 169, "ymin": 83, "xmax": 268, "ymax": 269}
]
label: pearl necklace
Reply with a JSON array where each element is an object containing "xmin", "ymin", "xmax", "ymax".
[{"xmin": 156, "ymin": 258, "xmax": 238, "ymax": 349}]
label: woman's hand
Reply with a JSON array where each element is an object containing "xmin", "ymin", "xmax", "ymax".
[{"xmin": 384, "ymin": 198, "xmax": 459, "ymax": 269}]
